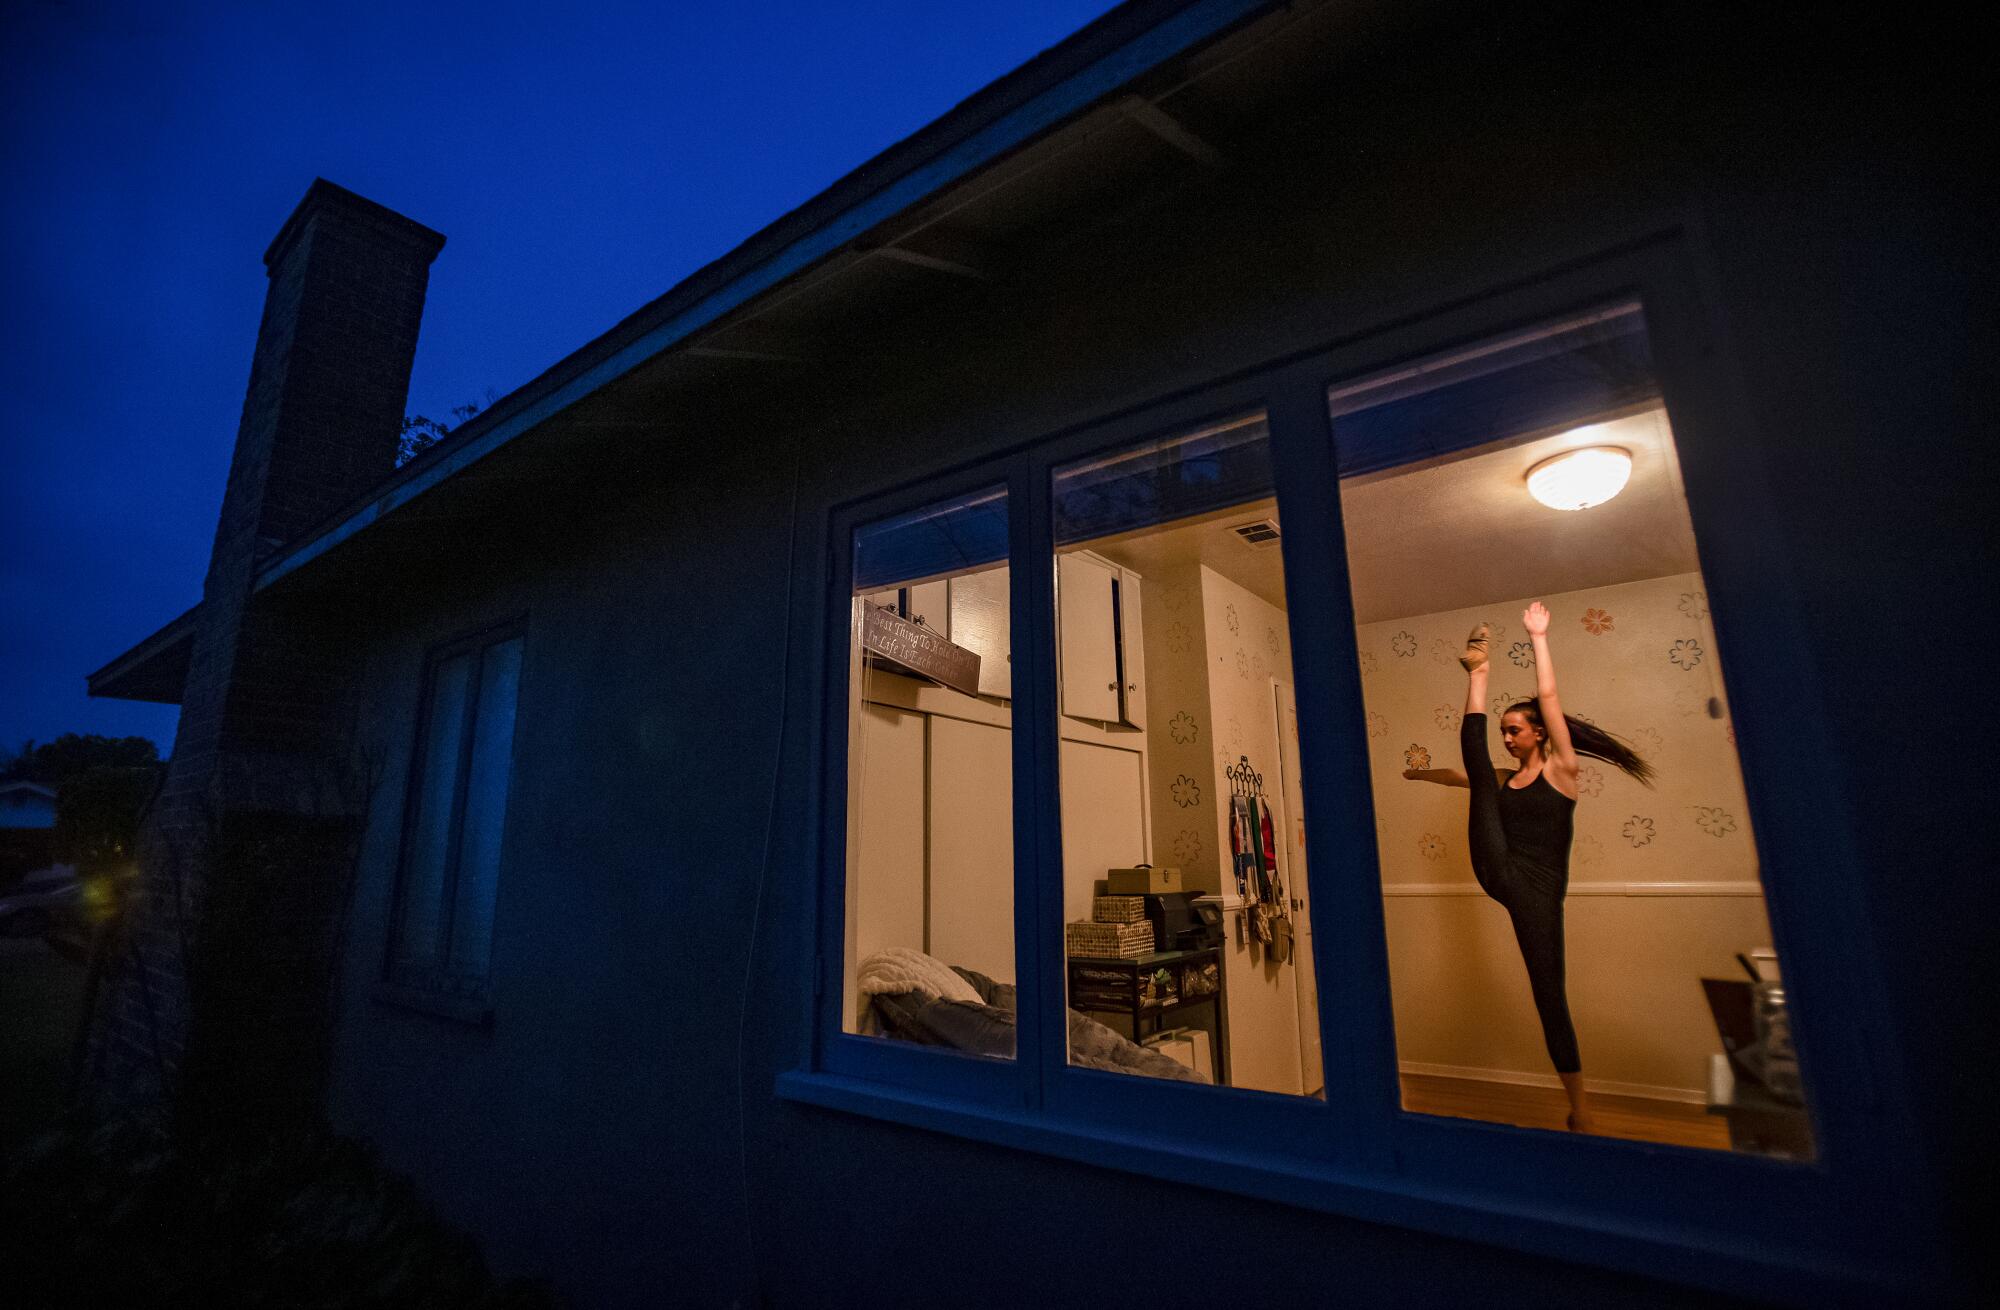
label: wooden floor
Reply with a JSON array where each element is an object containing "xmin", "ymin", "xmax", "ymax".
[{"xmin": 1400, "ymin": 1072, "xmax": 1732, "ymax": 1150}]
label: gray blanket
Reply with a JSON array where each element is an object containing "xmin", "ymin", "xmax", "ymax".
[{"xmin": 869, "ymin": 967, "xmax": 1207, "ymax": 1084}]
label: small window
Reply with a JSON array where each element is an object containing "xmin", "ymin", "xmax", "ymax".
[{"xmin": 389, "ymin": 626, "xmax": 525, "ymax": 993}]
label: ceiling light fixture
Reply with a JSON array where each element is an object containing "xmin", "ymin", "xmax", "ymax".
[{"xmin": 1526, "ymin": 444, "xmax": 1632, "ymax": 511}]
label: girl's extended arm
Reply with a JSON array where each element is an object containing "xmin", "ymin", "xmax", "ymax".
[{"xmin": 1524, "ymin": 601, "xmax": 1577, "ymax": 773}]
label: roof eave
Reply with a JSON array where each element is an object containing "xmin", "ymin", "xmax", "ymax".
[
  {"xmin": 86, "ymin": 603, "xmax": 199, "ymax": 705},
  {"xmin": 253, "ymin": 0, "xmax": 1277, "ymax": 594}
]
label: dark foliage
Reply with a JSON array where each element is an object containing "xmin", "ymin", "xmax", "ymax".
[
  {"xmin": 1, "ymin": 734, "xmax": 159, "ymax": 787},
  {"xmin": 54, "ymin": 763, "xmax": 164, "ymax": 868},
  {"xmin": 0, "ymin": 1114, "xmax": 556, "ymax": 1309},
  {"xmin": 398, "ymin": 396, "xmax": 489, "ymax": 466},
  {"xmin": 176, "ymin": 813, "xmax": 361, "ymax": 1137}
]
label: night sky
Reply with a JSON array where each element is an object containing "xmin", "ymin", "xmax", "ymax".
[{"xmin": 1, "ymin": 0, "xmax": 1118, "ymax": 758}]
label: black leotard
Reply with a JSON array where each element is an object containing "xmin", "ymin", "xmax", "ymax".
[
  {"xmin": 1496, "ymin": 766, "xmax": 1576, "ymax": 881},
  {"xmin": 1461, "ymin": 712, "xmax": 1581, "ymax": 1073}
]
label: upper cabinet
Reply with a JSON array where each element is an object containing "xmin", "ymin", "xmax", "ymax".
[
  {"xmin": 1058, "ymin": 551, "xmax": 1144, "ymax": 729},
  {"xmin": 948, "ymin": 567, "xmax": 1011, "ymax": 699},
  {"xmin": 868, "ymin": 570, "xmax": 1011, "ymax": 700}
]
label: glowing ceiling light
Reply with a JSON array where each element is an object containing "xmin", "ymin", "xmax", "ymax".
[{"xmin": 1526, "ymin": 444, "xmax": 1632, "ymax": 511}]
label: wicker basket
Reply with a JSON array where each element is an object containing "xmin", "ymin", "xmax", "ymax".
[
  {"xmin": 1091, "ymin": 895, "xmax": 1147, "ymax": 924},
  {"xmin": 1065, "ymin": 920, "xmax": 1155, "ymax": 959}
]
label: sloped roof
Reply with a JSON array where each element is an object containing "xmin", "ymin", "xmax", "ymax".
[{"xmin": 90, "ymin": 0, "xmax": 1295, "ymax": 703}]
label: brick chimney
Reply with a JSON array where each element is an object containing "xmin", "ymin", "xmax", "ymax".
[{"xmin": 91, "ymin": 181, "xmax": 444, "ymax": 1122}]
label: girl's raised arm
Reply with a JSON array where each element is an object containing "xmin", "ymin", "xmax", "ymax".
[{"xmin": 1524, "ymin": 601, "xmax": 1578, "ymax": 776}]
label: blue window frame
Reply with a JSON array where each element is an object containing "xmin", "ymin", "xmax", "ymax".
[
  {"xmin": 785, "ymin": 242, "xmax": 1932, "ymax": 1302},
  {"xmin": 387, "ymin": 621, "xmax": 526, "ymax": 998}
]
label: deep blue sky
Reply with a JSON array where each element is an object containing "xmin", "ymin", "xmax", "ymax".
[{"xmin": 1, "ymin": 0, "xmax": 1119, "ymax": 758}]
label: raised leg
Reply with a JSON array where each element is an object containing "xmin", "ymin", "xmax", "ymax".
[{"xmin": 1460, "ymin": 711, "xmax": 1507, "ymax": 890}]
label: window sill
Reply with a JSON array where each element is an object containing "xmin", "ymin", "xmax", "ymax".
[
  {"xmin": 371, "ymin": 980, "xmax": 493, "ymax": 1028},
  {"xmin": 774, "ymin": 1069, "xmax": 1910, "ymax": 1306}
]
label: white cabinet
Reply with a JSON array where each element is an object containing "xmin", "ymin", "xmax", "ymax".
[
  {"xmin": 1058, "ymin": 737, "xmax": 1148, "ymax": 925},
  {"xmin": 1116, "ymin": 572, "xmax": 1145, "ymax": 730},
  {"xmin": 1058, "ymin": 553, "xmax": 1121, "ymax": 721},
  {"xmin": 905, "ymin": 580, "xmax": 949, "ymax": 632},
  {"xmin": 867, "ymin": 571, "xmax": 1010, "ymax": 701},
  {"xmin": 927, "ymin": 715, "xmax": 1015, "ymax": 982},
  {"xmin": 1058, "ymin": 551, "xmax": 1145, "ymax": 728},
  {"xmin": 947, "ymin": 567, "xmax": 1011, "ymax": 698}
]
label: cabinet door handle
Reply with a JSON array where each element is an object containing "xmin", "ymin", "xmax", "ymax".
[{"xmin": 1108, "ymin": 681, "xmax": 1118, "ymax": 690}]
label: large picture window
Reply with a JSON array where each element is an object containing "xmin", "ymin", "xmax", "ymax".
[
  {"xmin": 389, "ymin": 624, "xmax": 525, "ymax": 994},
  {"xmin": 1328, "ymin": 304, "xmax": 1809, "ymax": 1155},
  {"xmin": 797, "ymin": 258, "xmax": 1880, "ymax": 1295}
]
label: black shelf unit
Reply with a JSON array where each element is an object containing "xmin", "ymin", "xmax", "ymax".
[{"xmin": 1066, "ymin": 946, "xmax": 1229, "ymax": 1085}]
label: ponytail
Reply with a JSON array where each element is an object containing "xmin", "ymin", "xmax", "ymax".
[{"xmin": 1505, "ymin": 700, "xmax": 1655, "ymax": 787}]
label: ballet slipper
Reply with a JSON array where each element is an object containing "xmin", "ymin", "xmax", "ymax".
[{"xmin": 1459, "ymin": 622, "xmax": 1491, "ymax": 672}]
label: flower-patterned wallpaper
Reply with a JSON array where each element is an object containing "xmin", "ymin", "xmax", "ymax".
[
  {"xmin": 1355, "ymin": 571, "xmax": 1762, "ymax": 889},
  {"xmin": 1139, "ymin": 564, "xmax": 1221, "ymax": 891},
  {"xmin": 1136, "ymin": 562, "xmax": 1296, "ymax": 895},
  {"xmin": 1201, "ymin": 567, "xmax": 1295, "ymax": 892}
]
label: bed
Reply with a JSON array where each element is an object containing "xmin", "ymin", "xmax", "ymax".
[{"xmin": 860, "ymin": 949, "xmax": 1208, "ymax": 1083}]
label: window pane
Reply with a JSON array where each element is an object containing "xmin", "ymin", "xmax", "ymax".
[
  {"xmin": 843, "ymin": 487, "xmax": 1015, "ymax": 1059},
  {"xmin": 1331, "ymin": 305, "xmax": 1811, "ymax": 1156},
  {"xmin": 448, "ymin": 637, "xmax": 523, "ymax": 978},
  {"xmin": 395, "ymin": 652, "xmax": 471, "ymax": 971},
  {"xmin": 1051, "ymin": 416, "xmax": 1322, "ymax": 1096}
]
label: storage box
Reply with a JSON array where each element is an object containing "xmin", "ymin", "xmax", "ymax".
[
  {"xmin": 1143, "ymin": 1027, "xmax": 1214, "ymax": 1081},
  {"xmin": 1065, "ymin": 920, "xmax": 1156, "ymax": 959},
  {"xmin": 1106, "ymin": 866, "xmax": 1182, "ymax": 895},
  {"xmin": 1091, "ymin": 894, "xmax": 1147, "ymax": 924}
]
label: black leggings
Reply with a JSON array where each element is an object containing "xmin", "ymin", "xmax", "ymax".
[{"xmin": 1461, "ymin": 713, "xmax": 1581, "ymax": 1074}]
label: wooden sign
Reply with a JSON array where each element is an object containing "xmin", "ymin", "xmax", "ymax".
[{"xmin": 861, "ymin": 603, "xmax": 982, "ymax": 697}]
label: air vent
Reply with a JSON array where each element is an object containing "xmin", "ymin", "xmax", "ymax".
[{"xmin": 1230, "ymin": 518, "xmax": 1282, "ymax": 548}]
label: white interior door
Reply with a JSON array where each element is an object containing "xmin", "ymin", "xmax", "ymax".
[{"xmin": 1273, "ymin": 679, "xmax": 1323, "ymax": 1094}]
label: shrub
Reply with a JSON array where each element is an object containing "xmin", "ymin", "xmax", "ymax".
[{"xmin": 1, "ymin": 1115, "xmax": 554, "ymax": 1308}]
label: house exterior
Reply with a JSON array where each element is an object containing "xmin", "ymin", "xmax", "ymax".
[
  {"xmin": 0, "ymin": 780, "xmax": 59, "ymax": 882},
  {"xmin": 0, "ymin": 780, "xmax": 58, "ymax": 831},
  {"xmin": 84, "ymin": 2, "xmax": 1980, "ymax": 1305}
]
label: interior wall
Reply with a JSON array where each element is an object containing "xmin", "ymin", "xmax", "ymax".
[
  {"xmin": 1357, "ymin": 571, "xmax": 1774, "ymax": 1096},
  {"xmin": 1198, "ymin": 565, "xmax": 1296, "ymax": 876},
  {"xmin": 1200, "ymin": 564, "xmax": 1306, "ymax": 1093},
  {"xmin": 1139, "ymin": 562, "xmax": 1220, "ymax": 889}
]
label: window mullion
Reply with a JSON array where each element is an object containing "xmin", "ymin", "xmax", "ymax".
[
  {"xmin": 435, "ymin": 644, "xmax": 483, "ymax": 974},
  {"xmin": 1266, "ymin": 363, "xmax": 1402, "ymax": 1168},
  {"xmin": 1009, "ymin": 456, "xmax": 1063, "ymax": 1112}
]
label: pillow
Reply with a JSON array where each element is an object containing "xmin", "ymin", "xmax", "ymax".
[{"xmin": 857, "ymin": 947, "xmax": 983, "ymax": 1006}]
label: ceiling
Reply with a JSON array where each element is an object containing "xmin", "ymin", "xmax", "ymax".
[{"xmin": 1092, "ymin": 407, "xmax": 1702, "ymax": 623}]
